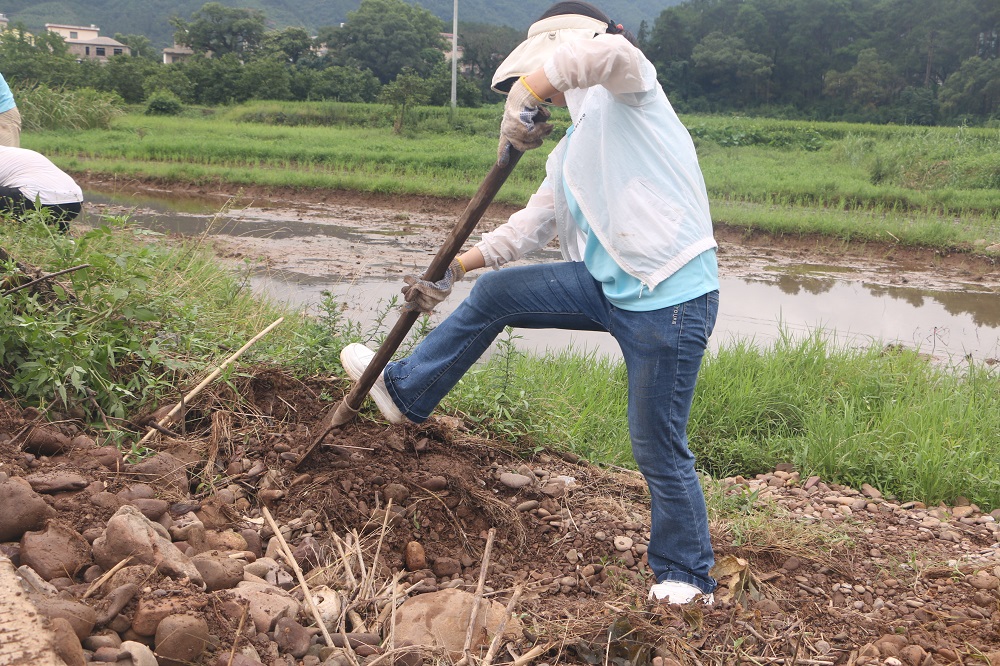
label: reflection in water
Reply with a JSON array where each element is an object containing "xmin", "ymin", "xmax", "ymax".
[
  {"xmin": 773, "ymin": 274, "xmax": 837, "ymax": 296},
  {"xmin": 868, "ymin": 284, "xmax": 1000, "ymax": 329},
  {"xmin": 250, "ymin": 271, "xmax": 1000, "ymax": 364},
  {"xmin": 84, "ymin": 188, "xmax": 1000, "ymax": 364}
]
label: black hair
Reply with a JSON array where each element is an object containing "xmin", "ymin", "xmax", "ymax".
[{"xmin": 537, "ymin": 1, "xmax": 638, "ymax": 46}]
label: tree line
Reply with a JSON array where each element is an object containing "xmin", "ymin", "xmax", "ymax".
[
  {"xmin": 643, "ymin": 0, "xmax": 999, "ymax": 123},
  {"xmin": 0, "ymin": 0, "xmax": 996, "ymax": 125}
]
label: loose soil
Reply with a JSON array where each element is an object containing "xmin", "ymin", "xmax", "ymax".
[{"xmin": 2, "ymin": 176, "xmax": 999, "ymax": 666}]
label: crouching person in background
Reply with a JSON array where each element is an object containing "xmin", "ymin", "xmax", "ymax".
[{"xmin": 0, "ymin": 146, "xmax": 83, "ymax": 232}]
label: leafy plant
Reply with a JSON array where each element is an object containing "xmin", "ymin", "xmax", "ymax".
[{"xmin": 145, "ymin": 91, "xmax": 184, "ymax": 116}]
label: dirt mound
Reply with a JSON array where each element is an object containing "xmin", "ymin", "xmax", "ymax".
[{"xmin": 1, "ymin": 370, "xmax": 999, "ymax": 665}]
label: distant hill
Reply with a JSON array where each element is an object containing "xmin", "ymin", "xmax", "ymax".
[{"xmin": 0, "ymin": 0, "xmax": 679, "ymax": 49}]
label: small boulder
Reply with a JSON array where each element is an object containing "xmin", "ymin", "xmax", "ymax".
[
  {"xmin": 132, "ymin": 593, "xmax": 207, "ymax": 637},
  {"xmin": 226, "ymin": 581, "xmax": 302, "ymax": 633},
  {"xmin": 33, "ymin": 596, "xmax": 98, "ymax": 640},
  {"xmin": 154, "ymin": 613, "xmax": 210, "ymax": 666},
  {"xmin": 274, "ymin": 617, "xmax": 312, "ymax": 658},
  {"xmin": 404, "ymin": 541, "xmax": 426, "ymax": 571},
  {"xmin": 49, "ymin": 617, "xmax": 86, "ymax": 666},
  {"xmin": 25, "ymin": 472, "xmax": 88, "ymax": 494},
  {"xmin": 91, "ymin": 505, "xmax": 203, "ymax": 586},
  {"xmin": 0, "ymin": 473, "xmax": 56, "ymax": 541},
  {"xmin": 19, "ymin": 521, "xmax": 92, "ymax": 581},
  {"xmin": 21, "ymin": 426, "xmax": 73, "ymax": 456},
  {"xmin": 192, "ymin": 552, "xmax": 246, "ymax": 591},
  {"xmin": 126, "ymin": 452, "xmax": 190, "ymax": 498},
  {"xmin": 391, "ymin": 588, "xmax": 521, "ymax": 660}
]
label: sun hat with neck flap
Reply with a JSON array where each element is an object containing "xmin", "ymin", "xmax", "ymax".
[{"xmin": 491, "ymin": 1, "xmax": 624, "ymax": 94}]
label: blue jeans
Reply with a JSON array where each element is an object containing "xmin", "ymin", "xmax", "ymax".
[{"xmin": 384, "ymin": 262, "xmax": 719, "ymax": 593}]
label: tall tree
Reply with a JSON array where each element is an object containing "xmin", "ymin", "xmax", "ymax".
[
  {"xmin": 457, "ymin": 22, "xmax": 522, "ymax": 100},
  {"xmin": 171, "ymin": 2, "xmax": 267, "ymax": 59},
  {"xmin": 260, "ymin": 27, "xmax": 314, "ymax": 64},
  {"xmin": 331, "ymin": 0, "xmax": 445, "ymax": 83}
]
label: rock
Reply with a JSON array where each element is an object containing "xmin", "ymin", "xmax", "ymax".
[
  {"xmin": 205, "ymin": 529, "xmax": 248, "ymax": 553},
  {"xmin": 49, "ymin": 617, "xmax": 86, "ymax": 666},
  {"xmin": 540, "ymin": 482, "xmax": 566, "ymax": 498},
  {"xmin": 19, "ymin": 521, "xmax": 92, "ymax": 580},
  {"xmin": 16, "ymin": 565, "xmax": 58, "ymax": 595},
  {"xmin": 382, "ymin": 483, "xmax": 410, "ymax": 505},
  {"xmin": 91, "ymin": 446, "xmax": 125, "ymax": 472},
  {"xmin": 120, "ymin": 640, "xmax": 159, "ymax": 666},
  {"xmin": 781, "ymin": 556, "xmax": 801, "ymax": 571},
  {"xmin": 499, "ymin": 472, "xmax": 533, "ymax": 489},
  {"xmin": 755, "ymin": 599, "xmax": 782, "ymax": 614},
  {"xmin": 310, "ymin": 586, "xmax": 342, "ymax": 633},
  {"xmin": 968, "ymin": 572, "xmax": 999, "ymax": 590},
  {"xmin": 861, "ymin": 483, "xmax": 882, "ymax": 500},
  {"xmin": 0, "ymin": 473, "xmax": 57, "ymax": 541},
  {"xmin": 90, "ymin": 491, "xmax": 125, "ymax": 511},
  {"xmin": 91, "ymin": 505, "xmax": 203, "ymax": 586},
  {"xmin": 415, "ymin": 476, "xmax": 448, "ymax": 492},
  {"xmin": 899, "ymin": 645, "xmax": 928, "ymax": 666},
  {"xmin": 130, "ymin": 498, "xmax": 170, "ymax": 520},
  {"xmin": 95, "ymin": 583, "xmax": 139, "ymax": 626},
  {"xmin": 126, "ymin": 452, "xmax": 190, "ymax": 498},
  {"xmin": 132, "ymin": 593, "xmax": 207, "ymax": 637},
  {"xmin": 25, "ymin": 472, "xmax": 89, "ymax": 494},
  {"xmin": 404, "ymin": 542, "xmax": 426, "ymax": 571},
  {"xmin": 169, "ymin": 512, "xmax": 207, "ymax": 552},
  {"xmin": 192, "ymin": 552, "xmax": 246, "ymax": 591},
  {"xmin": 391, "ymin": 588, "xmax": 522, "ymax": 660},
  {"xmin": 431, "ymin": 556, "xmax": 461, "ymax": 578},
  {"xmin": 217, "ymin": 654, "xmax": 265, "ymax": 666},
  {"xmin": 33, "ymin": 596, "xmax": 98, "ymax": 640},
  {"xmin": 274, "ymin": 617, "xmax": 312, "ymax": 658},
  {"xmin": 22, "ymin": 426, "xmax": 73, "ymax": 456},
  {"xmin": 154, "ymin": 613, "xmax": 210, "ymax": 666},
  {"xmin": 83, "ymin": 632, "xmax": 123, "ymax": 651},
  {"xmin": 613, "ymin": 536, "xmax": 633, "ymax": 552},
  {"xmin": 227, "ymin": 581, "xmax": 302, "ymax": 633}
]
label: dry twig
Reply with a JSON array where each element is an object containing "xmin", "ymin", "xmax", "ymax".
[{"xmin": 261, "ymin": 505, "xmax": 334, "ymax": 648}]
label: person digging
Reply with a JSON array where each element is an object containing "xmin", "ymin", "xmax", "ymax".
[{"xmin": 341, "ymin": 0, "xmax": 720, "ymax": 605}]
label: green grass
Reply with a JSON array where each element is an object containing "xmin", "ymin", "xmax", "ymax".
[
  {"xmin": 2, "ymin": 208, "xmax": 999, "ymax": 510},
  {"xmin": 20, "ymin": 101, "xmax": 1000, "ymax": 250},
  {"xmin": 442, "ymin": 327, "xmax": 1000, "ymax": 512},
  {"xmin": 6, "ymin": 101, "xmax": 1000, "ymax": 510}
]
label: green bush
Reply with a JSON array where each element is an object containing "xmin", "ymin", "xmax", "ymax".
[
  {"xmin": 145, "ymin": 91, "xmax": 184, "ymax": 116},
  {"xmin": 14, "ymin": 84, "xmax": 125, "ymax": 131}
]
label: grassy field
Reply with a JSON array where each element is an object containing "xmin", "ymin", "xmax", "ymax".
[
  {"xmin": 23, "ymin": 101, "xmax": 1000, "ymax": 251},
  {"xmin": 6, "ymin": 101, "xmax": 1000, "ymax": 510},
  {"xmin": 3, "ymin": 215, "xmax": 997, "ymax": 509}
]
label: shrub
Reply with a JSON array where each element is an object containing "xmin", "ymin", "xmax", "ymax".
[
  {"xmin": 14, "ymin": 84, "xmax": 125, "ymax": 131},
  {"xmin": 145, "ymin": 91, "xmax": 184, "ymax": 116}
]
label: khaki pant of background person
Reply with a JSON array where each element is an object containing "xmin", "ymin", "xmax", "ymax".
[{"xmin": 0, "ymin": 107, "xmax": 22, "ymax": 147}]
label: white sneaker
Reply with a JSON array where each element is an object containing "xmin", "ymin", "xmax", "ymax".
[
  {"xmin": 339, "ymin": 344, "xmax": 407, "ymax": 425},
  {"xmin": 649, "ymin": 580, "xmax": 714, "ymax": 605}
]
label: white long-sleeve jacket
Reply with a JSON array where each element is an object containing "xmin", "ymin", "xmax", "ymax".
[
  {"xmin": 0, "ymin": 147, "xmax": 83, "ymax": 205},
  {"xmin": 475, "ymin": 36, "xmax": 716, "ymax": 290}
]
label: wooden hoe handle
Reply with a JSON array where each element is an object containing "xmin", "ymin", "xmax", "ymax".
[{"xmin": 296, "ymin": 149, "xmax": 525, "ymax": 468}]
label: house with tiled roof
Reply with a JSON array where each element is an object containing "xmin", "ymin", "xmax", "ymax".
[{"xmin": 45, "ymin": 23, "xmax": 131, "ymax": 61}]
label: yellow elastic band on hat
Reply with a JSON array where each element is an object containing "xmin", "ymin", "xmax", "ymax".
[{"xmin": 520, "ymin": 76, "xmax": 547, "ymax": 104}]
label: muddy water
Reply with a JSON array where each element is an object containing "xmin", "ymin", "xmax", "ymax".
[{"xmin": 84, "ymin": 189, "xmax": 1000, "ymax": 364}]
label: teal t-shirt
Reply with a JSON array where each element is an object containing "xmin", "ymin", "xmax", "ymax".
[
  {"xmin": 562, "ymin": 128, "xmax": 719, "ymax": 311},
  {"xmin": 0, "ymin": 74, "xmax": 15, "ymax": 114}
]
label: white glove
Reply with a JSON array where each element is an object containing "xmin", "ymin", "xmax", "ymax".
[
  {"xmin": 401, "ymin": 258, "xmax": 467, "ymax": 314},
  {"xmin": 497, "ymin": 77, "xmax": 554, "ymax": 167}
]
